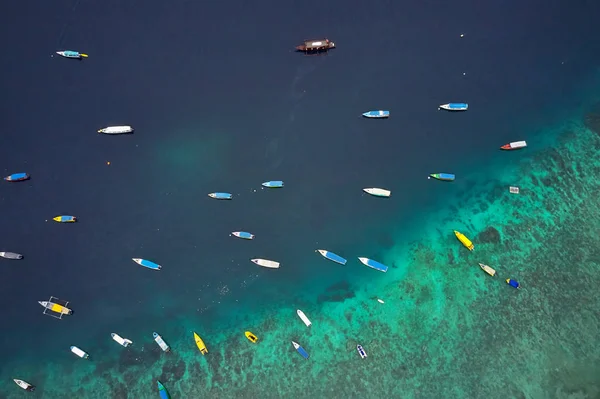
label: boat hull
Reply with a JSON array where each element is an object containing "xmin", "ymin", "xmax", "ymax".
[
  {"xmin": 158, "ymin": 381, "xmax": 171, "ymax": 399},
  {"xmin": 153, "ymin": 332, "xmax": 170, "ymax": 352},
  {"xmin": 53, "ymin": 216, "xmax": 76, "ymax": 223},
  {"xmin": 98, "ymin": 126, "xmax": 134, "ymax": 134},
  {"xmin": 194, "ymin": 332, "xmax": 208, "ymax": 355},
  {"xmin": 70, "ymin": 346, "xmax": 89, "ymax": 359},
  {"xmin": 262, "ymin": 180, "xmax": 284, "ymax": 188},
  {"xmin": 317, "ymin": 249, "xmax": 347, "ymax": 265},
  {"xmin": 232, "ymin": 231, "xmax": 254, "ymax": 240},
  {"xmin": 296, "ymin": 39, "xmax": 335, "ymax": 52},
  {"xmin": 363, "ymin": 188, "xmax": 391, "ymax": 197},
  {"xmin": 251, "ymin": 258, "xmax": 280, "ymax": 268},
  {"xmin": 357, "ymin": 345, "xmax": 367, "ymax": 358},
  {"xmin": 362, "ymin": 110, "xmax": 390, "ymax": 118},
  {"xmin": 454, "ymin": 230, "xmax": 474, "ymax": 250},
  {"xmin": 14, "ymin": 379, "xmax": 35, "ymax": 391},
  {"xmin": 4, "ymin": 173, "xmax": 30, "ymax": 182},
  {"xmin": 0, "ymin": 251, "xmax": 23, "ymax": 259},
  {"xmin": 500, "ymin": 141, "xmax": 527, "ymax": 150},
  {"xmin": 132, "ymin": 258, "xmax": 161, "ymax": 270},
  {"xmin": 479, "ymin": 263, "xmax": 496, "ymax": 276},
  {"xmin": 111, "ymin": 333, "xmax": 133, "ymax": 347},
  {"xmin": 208, "ymin": 192, "xmax": 232, "ymax": 200},
  {"xmin": 439, "ymin": 103, "xmax": 468, "ymax": 111},
  {"xmin": 292, "ymin": 341, "xmax": 309, "ymax": 359},
  {"xmin": 506, "ymin": 279, "xmax": 520, "ymax": 289},
  {"xmin": 429, "ymin": 173, "xmax": 455, "ymax": 181},
  {"xmin": 358, "ymin": 257, "xmax": 388, "ymax": 272},
  {"xmin": 245, "ymin": 331, "xmax": 258, "ymax": 343},
  {"xmin": 297, "ymin": 309, "xmax": 312, "ymax": 327}
]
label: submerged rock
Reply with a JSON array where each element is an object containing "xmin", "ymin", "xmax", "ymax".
[{"xmin": 477, "ymin": 226, "xmax": 501, "ymax": 244}]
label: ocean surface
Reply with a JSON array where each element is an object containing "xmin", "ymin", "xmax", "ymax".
[{"xmin": 1, "ymin": 1, "xmax": 600, "ymax": 398}]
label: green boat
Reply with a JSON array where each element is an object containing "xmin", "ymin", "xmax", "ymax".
[
  {"xmin": 158, "ymin": 381, "xmax": 171, "ymax": 399},
  {"xmin": 429, "ymin": 173, "xmax": 455, "ymax": 181}
]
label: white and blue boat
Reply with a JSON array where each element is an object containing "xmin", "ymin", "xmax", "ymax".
[
  {"xmin": 208, "ymin": 192, "xmax": 232, "ymax": 200},
  {"xmin": 362, "ymin": 110, "xmax": 389, "ymax": 118},
  {"xmin": 232, "ymin": 231, "xmax": 254, "ymax": 240},
  {"xmin": 358, "ymin": 257, "xmax": 388, "ymax": 273},
  {"xmin": 291, "ymin": 341, "xmax": 309, "ymax": 359},
  {"xmin": 4, "ymin": 172, "xmax": 30, "ymax": 182},
  {"xmin": 132, "ymin": 258, "xmax": 161, "ymax": 270},
  {"xmin": 262, "ymin": 180, "xmax": 284, "ymax": 188},
  {"xmin": 357, "ymin": 344, "xmax": 367, "ymax": 359},
  {"xmin": 316, "ymin": 249, "xmax": 347, "ymax": 265},
  {"xmin": 439, "ymin": 103, "xmax": 468, "ymax": 111},
  {"xmin": 153, "ymin": 332, "xmax": 170, "ymax": 352},
  {"xmin": 56, "ymin": 50, "xmax": 88, "ymax": 59}
]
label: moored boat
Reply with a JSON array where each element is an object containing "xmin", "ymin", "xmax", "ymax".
[
  {"xmin": 362, "ymin": 110, "xmax": 390, "ymax": 118},
  {"xmin": 251, "ymin": 258, "xmax": 280, "ymax": 269},
  {"xmin": 506, "ymin": 278, "xmax": 521, "ymax": 289},
  {"xmin": 39, "ymin": 296, "xmax": 72, "ymax": 319},
  {"xmin": 429, "ymin": 173, "xmax": 455, "ymax": 181},
  {"xmin": 295, "ymin": 39, "xmax": 335, "ymax": 52},
  {"xmin": 509, "ymin": 186, "xmax": 520, "ymax": 194},
  {"xmin": 56, "ymin": 50, "xmax": 88, "ymax": 59},
  {"xmin": 245, "ymin": 331, "xmax": 258, "ymax": 343},
  {"xmin": 500, "ymin": 141, "xmax": 527, "ymax": 150},
  {"xmin": 262, "ymin": 180, "xmax": 284, "ymax": 188},
  {"xmin": 479, "ymin": 263, "xmax": 496, "ymax": 276},
  {"xmin": 363, "ymin": 188, "xmax": 391, "ymax": 197},
  {"xmin": 70, "ymin": 346, "xmax": 89, "ymax": 359},
  {"xmin": 97, "ymin": 126, "xmax": 134, "ymax": 134},
  {"xmin": 111, "ymin": 333, "xmax": 133, "ymax": 347},
  {"xmin": 4, "ymin": 172, "xmax": 30, "ymax": 182},
  {"xmin": 158, "ymin": 380, "xmax": 171, "ymax": 399},
  {"xmin": 193, "ymin": 332, "xmax": 208, "ymax": 355},
  {"xmin": 297, "ymin": 309, "xmax": 311, "ymax": 327},
  {"xmin": 13, "ymin": 379, "xmax": 35, "ymax": 391},
  {"xmin": 53, "ymin": 215, "xmax": 77, "ymax": 223},
  {"xmin": 0, "ymin": 252, "xmax": 23, "ymax": 259},
  {"xmin": 291, "ymin": 341, "xmax": 309, "ymax": 359},
  {"xmin": 439, "ymin": 103, "xmax": 468, "ymax": 111},
  {"xmin": 208, "ymin": 192, "xmax": 232, "ymax": 200},
  {"xmin": 357, "ymin": 344, "xmax": 367, "ymax": 359},
  {"xmin": 377, "ymin": 299, "xmax": 385, "ymax": 304},
  {"xmin": 132, "ymin": 258, "xmax": 161, "ymax": 270},
  {"xmin": 454, "ymin": 230, "xmax": 474, "ymax": 251},
  {"xmin": 232, "ymin": 231, "xmax": 254, "ymax": 240},
  {"xmin": 316, "ymin": 249, "xmax": 347, "ymax": 265},
  {"xmin": 153, "ymin": 332, "xmax": 170, "ymax": 352},
  {"xmin": 358, "ymin": 257, "xmax": 388, "ymax": 273}
]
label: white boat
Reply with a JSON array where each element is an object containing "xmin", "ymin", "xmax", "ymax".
[
  {"xmin": 232, "ymin": 231, "xmax": 254, "ymax": 240},
  {"xmin": 509, "ymin": 186, "xmax": 520, "ymax": 194},
  {"xmin": 439, "ymin": 103, "xmax": 468, "ymax": 111},
  {"xmin": 377, "ymin": 299, "xmax": 385, "ymax": 304},
  {"xmin": 501, "ymin": 141, "xmax": 527, "ymax": 150},
  {"xmin": 479, "ymin": 263, "xmax": 496, "ymax": 277},
  {"xmin": 297, "ymin": 309, "xmax": 311, "ymax": 327},
  {"xmin": 363, "ymin": 188, "xmax": 391, "ymax": 197},
  {"xmin": 70, "ymin": 346, "xmax": 89, "ymax": 359},
  {"xmin": 111, "ymin": 333, "xmax": 133, "ymax": 347},
  {"xmin": 13, "ymin": 379, "xmax": 35, "ymax": 391},
  {"xmin": 0, "ymin": 251, "xmax": 23, "ymax": 259},
  {"xmin": 251, "ymin": 258, "xmax": 280, "ymax": 268},
  {"xmin": 153, "ymin": 332, "xmax": 170, "ymax": 352},
  {"xmin": 97, "ymin": 125, "xmax": 134, "ymax": 134}
]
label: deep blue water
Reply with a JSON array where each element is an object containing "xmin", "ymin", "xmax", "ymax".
[{"xmin": 1, "ymin": 0, "xmax": 600, "ymax": 390}]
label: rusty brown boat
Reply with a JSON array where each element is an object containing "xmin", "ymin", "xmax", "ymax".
[{"xmin": 295, "ymin": 38, "xmax": 336, "ymax": 53}]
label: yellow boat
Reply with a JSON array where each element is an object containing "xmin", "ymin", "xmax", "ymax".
[
  {"xmin": 479, "ymin": 263, "xmax": 496, "ymax": 276},
  {"xmin": 80, "ymin": 54, "xmax": 88, "ymax": 58},
  {"xmin": 245, "ymin": 331, "xmax": 258, "ymax": 343},
  {"xmin": 454, "ymin": 230, "xmax": 474, "ymax": 250},
  {"xmin": 193, "ymin": 332, "xmax": 208, "ymax": 355}
]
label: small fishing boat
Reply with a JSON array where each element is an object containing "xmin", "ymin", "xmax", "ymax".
[
  {"xmin": 358, "ymin": 257, "xmax": 388, "ymax": 273},
  {"xmin": 362, "ymin": 110, "xmax": 390, "ymax": 118},
  {"xmin": 157, "ymin": 380, "xmax": 171, "ymax": 399},
  {"xmin": 245, "ymin": 331, "xmax": 258, "ymax": 343},
  {"xmin": 56, "ymin": 50, "xmax": 88, "ymax": 59},
  {"xmin": 509, "ymin": 186, "xmax": 520, "ymax": 194},
  {"xmin": 39, "ymin": 296, "xmax": 72, "ymax": 319},
  {"xmin": 291, "ymin": 341, "xmax": 309, "ymax": 359},
  {"xmin": 506, "ymin": 279, "xmax": 521, "ymax": 289},
  {"xmin": 208, "ymin": 192, "xmax": 232, "ymax": 200},
  {"xmin": 500, "ymin": 141, "xmax": 527, "ymax": 150},
  {"xmin": 4, "ymin": 172, "xmax": 30, "ymax": 182},
  {"xmin": 232, "ymin": 231, "xmax": 254, "ymax": 240},
  {"xmin": 363, "ymin": 188, "xmax": 391, "ymax": 197},
  {"xmin": 262, "ymin": 180, "xmax": 284, "ymax": 188},
  {"xmin": 454, "ymin": 230, "xmax": 474, "ymax": 251},
  {"xmin": 377, "ymin": 299, "xmax": 385, "ymax": 304},
  {"xmin": 439, "ymin": 103, "xmax": 468, "ymax": 111},
  {"xmin": 111, "ymin": 333, "xmax": 133, "ymax": 347},
  {"xmin": 316, "ymin": 249, "xmax": 347, "ymax": 265},
  {"xmin": 13, "ymin": 379, "xmax": 35, "ymax": 391},
  {"xmin": 53, "ymin": 215, "xmax": 77, "ymax": 223},
  {"xmin": 479, "ymin": 263, "xmax": 496, "ymax": 276},
  {"xmin": 357, "ymin": 345, "xmax": 367, "ymax": 359},
  {"xmin": 132, "ymin": 258, "xmax": 161, "ymax": 270},
  {"xmin": 297, "ymin": 309, "xmax": 312, "ymax": 327},
  {"xmin": 429, "ymin": 173, "xmax": 455, "ymax": 181},
  {"xmin": 70, "ymin": 346, "xmax": 89, "ymax": 359},
  {"xmin": 0, "ymin": 252, "xmax": 23, "ymax": 259},
  {"xmin": 97, "ymin": 126, "xmax": 134, "ymax": 134},
  {"xmin": 153, "ymin": 332, "xmax": 170, "ymax": 352},
  {"xmin": 193, "ymin": 332, "xmax": 208, "ymax": 355},
  {"xmin": 296, "ymin": 39, "xmax": 335, "ymax": 52},
  {"xmin": 251, "ymin": 258, "xmax": 280, "ymax": 269}
]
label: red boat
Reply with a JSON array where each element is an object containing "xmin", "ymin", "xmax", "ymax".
[
  {"xmin": 500, "ymin": 141, "xmax": 527, "ymax": 150},
  {"xmin": 295, "ymin": 39, "xmax": 335, "ymax": 53}
]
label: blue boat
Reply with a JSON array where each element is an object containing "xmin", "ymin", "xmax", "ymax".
[
  {"xmin": 292, "ymin": 341, "xmax": 309, "ymax": 359},
  {"xmin": 53, "ymin": 215, "xmax": 77, "ymax": 223},
  {"xmin": 506, "ymin": 278, "xmax": 521, "ymax": 289},
  {"xmin": 358, "ymin": 257, "xmax": 388, "ymax": 273},
  {"xmin": 262, "ymin": 180, "xmax": 284, "ymax": 188},
  {"xmin": 232, "ymin": 231, "xmax": 254, "ymax": 240},
  {"xmin": 429, "ymin": 173, "xmax": 455, "ymax": 181},
  {"xmin": 4, "ymin": 172, "xmax": 30, "ymax": 182},
  {"xmin": 157, "ymin": 380, "xmax": 171, "ymax": 399},
  {"xmin": 208, "ymin": 192, "xmax": 232, "ymax": 200},
  {"xmin": 316, "ymin": 249, "xmax": 347, "ymax": 265},
  {"xmin": 439, "ymin": 103, "xmax": 468, "ymax": 111},
  {"xmin": 362, "ymin": 110, "xmax": 390, "ymax": 118},
  {"xmin": 132, "ymin": 258, "xmax": 162, "ymax": 270}
]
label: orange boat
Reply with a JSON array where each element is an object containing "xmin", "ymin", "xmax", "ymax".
[{"xmin": 295, "ymin": 39, "xmax": 335, "ymax": 53}]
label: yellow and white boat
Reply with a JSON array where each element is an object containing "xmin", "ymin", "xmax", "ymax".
[
  {"xmin": 245, "ymin": 331, "xmax": 258, "ymax": 343},
  {"xmin": 193, "ymin": 332, "xmax": 208, "ymax": 355},
  {"xmin": 479, "ymin": 263, "xmax": 496, "ymax": 276},
  {"xmin": 39, "ymin": 296, "xmax": 72, "ymax": 319},
  {"xmin": 454, "ymin": 230, "xmax": 474, "ymax": 250}
]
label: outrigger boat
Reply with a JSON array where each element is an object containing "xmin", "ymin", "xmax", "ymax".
[
  {"xmin": 39, "ymin": 296, "xmax": 72, "ymax": 319},
  {"xmin": 245, "ymin": 331, "xmax": 258, "ymax": 343},
  {"xmin": 53, "ymin": 215, "xmax": 77, "ymax": 223},
  {"xmin": 70, "ymin": 346, "xmax": 89, "ymax": 359},
  {"xmin": 232, "ymin": 231, "xmax": 254, "ymax": 240},
  {"xmin": 501, "ymin": 141, "xmax": 527, "ymax": 150},
  {"xmin": 429, "ymin": 173, "xmax": 455, "ymax": 181},
  {"xmin": 295, "ymin": 39, "xmax": 335, "ymax": 53},
  {"xmin": 193, "ymin": 332, "xmax": 208, "ymax": 355},
  {"xmin": 153, "ymin": 332, "xmax": 170, "ymax": 352},
  {"xmin": 13, "ymin": 379, "xmax": 35, "ymax": 391},
  {"xmin": 111, "ymin": 333, "xmax": 133, "ymax": 347},
  {"xmin": 358, "ymin": 257, "xmax": 388, "ymax": 273},
  {"xmin": 132, "ymin": 258, "xmax": 161, "ymax": 270},
  {"xmin": 291, "ymin": 341, "xmax": 309, "ymax": 359},
  {"xmin": 439, "ymin": 103, "xmax": 468, "ymax": 111},
  {"xmin": 56, "ymin": 50, "xmax": 88, "ymax": 59},
  {"xmin": 262, "ymin": 180, "xmax": 284, "ymax": 188},
  {"xmin": 208, "ymin": 192, "xmax": 232, "ymax": 200},
  {"xmin": 362, "ymin": 110, "xmax": 390, "ymax": 118},
  {"xmin": 297, "ymin": 309, "xmax": 312, "ymax": 327},
  {"xmin": 357, "ymin": 345, "xmax": 367, "ymax": 359},
  {"xmin": 157, "ymin": 380, "xmax": 171, "ymax": 399},
  {"xmin": 0, "ymin": 251, "xmax": 23, "ymax": 259},
  {"xmin": 251, "ymin": 258, "xmax": 280, "ymax": 269},
  {"xmin": 454, "ymin": 230, "xmax": 474, "ymax": 251},
  {"xmin": 479, "ymin": 263, "xmax": 496, "ymax": 276},
  {"xmin": 98, "ymin": 126, "xmax": 134, "ymax": 134},
  {"xmin": 4, "ymin": 172, "xmax": 30, "ymax": 182},
  {"xmin": 316, "ymin": 249, "xmax": 347, "ymax": 265},
  {"xmin": 363, "ymin": 188, "xmax": 391, "ymax": 197}
]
